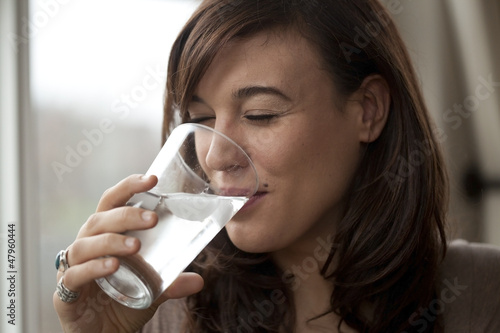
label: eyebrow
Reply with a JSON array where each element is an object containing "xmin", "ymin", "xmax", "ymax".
[
  {"xmin": 190, "ymin": 85, "xmax": 292, "ymax": 107},
  {"xmin": 232, "ymin": 85, "xmax": 292, "ymax": 101}
]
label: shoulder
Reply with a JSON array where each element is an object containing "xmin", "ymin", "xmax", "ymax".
[
  {"xmin": 437, "ymin": 239, "xmax": 500, "ymax": 331},
  {"xmin": 139, "ymin": 298, "xmax": 187, "ymax": 333}
]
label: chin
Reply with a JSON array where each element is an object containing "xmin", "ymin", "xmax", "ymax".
[{"xmin": 225, "ymin": 223, "xmax": 282, "ymax": 254}]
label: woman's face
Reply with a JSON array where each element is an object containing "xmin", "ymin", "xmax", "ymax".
[{"xmin": 188, "ymin": 29, "xmax": 365, "ymax": 254}]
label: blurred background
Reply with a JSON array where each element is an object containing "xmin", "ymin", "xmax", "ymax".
[{"xmin": 1, "ymin": 0, "xmax": 499, "ymax": 332}]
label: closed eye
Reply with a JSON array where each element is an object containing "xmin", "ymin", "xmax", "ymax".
[
  {"xmin": 244, "ymin": 114, "xmax": 278, "ymax": 123},
  {"xmin": 187, "ymin": 116, "xmax": 215, "ymax": 124},
  {"xmin": 188, "ymin": 113, "xmax": 279, "ymax": 124}
]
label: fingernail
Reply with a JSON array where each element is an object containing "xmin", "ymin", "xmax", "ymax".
[
  {"xmin": 125, "ymin": 237, "xmax": 136, "ymax": 248},
  {"xmin": 104, "ymin": 258, "xmax": 113, "ymax": 269},
  {"xmin": 140, "ymin": 175, "xmax": 151, "ymax": 181},
  {"xmin": 142, "ymin": 211, "xmax": 154, "ymax": 222}
]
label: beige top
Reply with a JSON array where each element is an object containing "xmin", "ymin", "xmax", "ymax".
[{"xmin": 140, "ymin": 240, "xmax": 500, "ymax": 332}]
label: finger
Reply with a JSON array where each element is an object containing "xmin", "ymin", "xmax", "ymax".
[
  {"xmin": 54, "ymin": 256, "xmax": 120, "ymax": 297},
  {"xmin": 77, "ymin": 205, "xmax": 158, "ymax": 238},
  {"xmin": 68, "ymin": 233, "xmax": 141, "ymax": 267},
  {"xmin": 96, "ymin": 174, "xmax": 158, "ymax": 212},
  {"xmin": 162, "ymin": 273, "xmax": 204, "ymax": 301},
  {"xmin": 57, "ymin": 257, "xmax": 120, "ymax": 291}
]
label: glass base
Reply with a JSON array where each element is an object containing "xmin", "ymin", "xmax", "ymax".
[{"xmin": 95, "ymin": 260, "xmax": 154, "ymax": 310}]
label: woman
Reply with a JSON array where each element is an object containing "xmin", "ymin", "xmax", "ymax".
[{"xmin": 54, "ymin": 0, "xmax": 500, "ymax": 332}]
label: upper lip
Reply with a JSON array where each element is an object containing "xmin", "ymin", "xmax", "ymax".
[{"xmin": 217, "ymin": 188, "xmax": 266, "ymax": 197}]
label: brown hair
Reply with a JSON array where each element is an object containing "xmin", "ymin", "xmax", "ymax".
[{"xmin": 163, "ymin": 0, "xmax": 448, "ymax": 332}]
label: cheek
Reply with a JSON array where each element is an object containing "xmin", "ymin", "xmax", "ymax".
[
  {"xmin": 257, "ymin": 123, "xmax": 358, "ymax": 177},
  {"xmin": 226, "ymin": 119, "xmax": 361, "ymax": 253},
  {"xmin": 270, "ymin": 122, "xmax": 360, "ymax": 216},
  {"xmin": 245, "ymin": 117, "xmax": 361, "ymax": 189},
  {"xmin": 301, "ymin": 124, "xmax": 361, "ymax": 198}
]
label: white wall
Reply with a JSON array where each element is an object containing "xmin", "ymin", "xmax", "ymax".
[{"xmin": 392, "ymin": 0, "xmax": 500, "ymax": 245}]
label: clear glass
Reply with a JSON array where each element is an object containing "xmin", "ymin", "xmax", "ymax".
[
  {"xmin": 30, "ymin": 1, "xmax": 200, "ymax": 330},
  {"xmin": 95, "ymin": 123, "xmax": 259, "ymax": 309}
]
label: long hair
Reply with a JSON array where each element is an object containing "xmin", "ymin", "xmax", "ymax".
[{"xmin": 162, "ymin": 0, "xmax": 448, "ymax": 332}]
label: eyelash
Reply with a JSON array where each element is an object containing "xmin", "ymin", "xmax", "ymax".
[
  {"xmin": 188, "ymin": 114, "xmax": 278, "ymax": 124},
  {"xmin": 188, "ymin": 116, "xmax": 215, "ymax": 124},
  {"xmin": 244, "ymin": 114, "xmax": 277, "ymax": 123}
]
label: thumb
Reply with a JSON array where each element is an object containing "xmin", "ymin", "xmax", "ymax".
[{"xmin": 154, "ymin": 272, "xmax": 204, "ymax": 305}]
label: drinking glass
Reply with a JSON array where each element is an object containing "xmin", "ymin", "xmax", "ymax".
[{"xmin": 95, "ymin": 123, "xmax": 259, "ymax": 309}]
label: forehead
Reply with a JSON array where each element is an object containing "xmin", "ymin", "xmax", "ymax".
[{"xmin": 195, "ymin": 28, "xmax": 333, "ymax": 97}]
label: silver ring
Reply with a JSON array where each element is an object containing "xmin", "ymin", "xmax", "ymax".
[
  {"xmin": 56, "ymin": 276, "xmax": 80, "ymax": 303},
  {"xmin": 55, "ymin": 249, "xmax": 70, "ymax": 272}
]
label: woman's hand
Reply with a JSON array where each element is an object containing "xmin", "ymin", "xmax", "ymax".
[{"xmin": 53, "ymin": 174, "xmax": 204, "ymax": 333}]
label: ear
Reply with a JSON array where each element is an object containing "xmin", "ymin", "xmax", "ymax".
[{"xmin": 354, "ymin": 74, "xmax": 391, "ymax": 143}]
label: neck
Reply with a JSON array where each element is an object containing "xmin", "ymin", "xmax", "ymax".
[
  {"xmin": 269, "ymin": 208, "xmax": 361, "ymax": 332},
  {"xmin": 271, "ymin": 218, "xmax": 338, "ymax": 330},
  {"xmin": 271, "ymin": 207, "xmax": 340, "ymax": 282},
  {"xmin": 284, "ymin": 265, "xmax": 359, "ymax": 333}
]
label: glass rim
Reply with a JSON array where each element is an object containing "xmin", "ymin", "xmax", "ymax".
[{"xmin": 173, "ymin": 123, "xmax": 260, "ymax": 196}]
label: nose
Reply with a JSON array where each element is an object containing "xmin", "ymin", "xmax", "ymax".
[
  {"xmin": 194, "ymin": 126, "xmax": 257, "ymax": 196},
  {"xmin": 204, "ymin": 130, "xmax": 250, "ymax": 173}
]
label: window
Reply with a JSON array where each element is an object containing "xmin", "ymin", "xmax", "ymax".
[{"xmin": 2, "ymin": 1, "xmax": 198, "ymax": 332}]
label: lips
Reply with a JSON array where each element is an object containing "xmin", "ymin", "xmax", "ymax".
[{"xmin": 239, "ymin": 191, "xmax": 267, "ymax": 213}]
